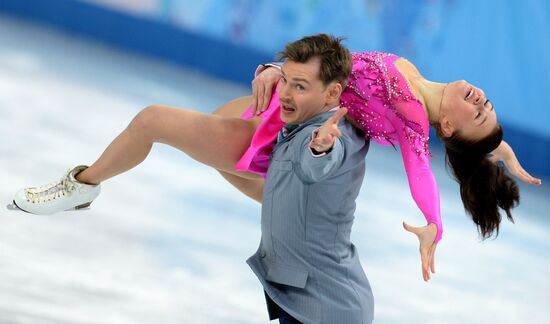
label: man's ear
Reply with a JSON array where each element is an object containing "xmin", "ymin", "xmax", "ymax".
[{"xmin": 326, "ymin": 82, "xmax": 343, "ymax": 103}]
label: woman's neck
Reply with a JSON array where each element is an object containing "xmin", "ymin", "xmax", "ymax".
[
  {"xmin": 393, "ymin": 58, "xmax": 446, "ymax": 124},
  {"xmin": 413, "ymin": 79, "xmax": 447, "ymax": 124}
]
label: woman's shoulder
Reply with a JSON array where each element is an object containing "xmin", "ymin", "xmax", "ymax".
[
  {"xmin": 393, "ymin": 57, "xmax": 428, "ymax": 107},
  {"xmin": 393, "ymin": 57, "xmax": 423, "ymax": 80}
]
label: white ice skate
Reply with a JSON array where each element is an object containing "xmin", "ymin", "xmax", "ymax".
[{"xmin": 13, "ymin": 165, "xmax": 101, "ymax": 215}]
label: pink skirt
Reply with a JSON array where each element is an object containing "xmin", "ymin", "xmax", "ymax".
[{"xmin": 234, "ymin": 85, "xmax": 285, "ymax": 178}]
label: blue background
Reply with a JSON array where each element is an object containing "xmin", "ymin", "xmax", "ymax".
[{"xmin": 1, "ymin": 0, "xmax": 547, "ymax": 177}]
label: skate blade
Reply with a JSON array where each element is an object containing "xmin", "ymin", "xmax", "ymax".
[
  {"xmin": 9, "ymin": 200, "xmax": 92, "ymax": 213},
  {"xmin": 74, "ymin": 202, "xmax": 92, "ymax": 210},
  {"xmin": 9, "ymin": 200, "xmax": 30, "ymax": 213}
]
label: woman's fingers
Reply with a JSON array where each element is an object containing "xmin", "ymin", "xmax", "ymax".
[
  {"xmin": 404, "ymin": 222, "xmax": 438, "ymax": 281},
  {"xmin": 252, "ymin": 75, "xmax": 275, "ymax": 114},
  {"xmin": 429, "ymin": 243, "xmax": 437, "ymax": 273},
  {"xmin": 508, "ymin": 161, "xmax": 542, "ymax": 185},
  {"xmin": 498, "ymin": 155, "xmax": 542, "ymax": 185},
  {"xmin": 251, "ymin": 80, "xmax": 259, "ymax": 113},
  {"xmin": 518, "ymin": 168, "xmax": 533, "ymax": 183},
  {"xmin": 421, "ymin": 247, "xmax": 429, "ymax": 281},
  {"xmin": 260, "ymin": 82, "xmax": 273, "ymax": 113},
  {"xmin": 256, "ymin": 82, "xmax": 266, "ymax": 114},
  {"xmin": 421, "ymin": 245, "xmax": 437, "ymax": 280},
  {"xmin": 404, "ymin": 222, "xmax": 429, "ymax": 281},
  {"xmin": 402, "ymin": 221, "xmax": 420, "ymax": 235},
  {"xmin": 519, "ymin": 166, "xmax": 542, "ymax": 185}
]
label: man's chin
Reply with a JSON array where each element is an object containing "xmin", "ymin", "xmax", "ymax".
[{"xmin": 280, "ymin": 112, "xmax": 296, "ymax": 124}]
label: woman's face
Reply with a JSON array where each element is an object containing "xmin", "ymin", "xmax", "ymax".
[{"xmin": 439, "ymin": 80, "xmax": 497, "ymax": 140}]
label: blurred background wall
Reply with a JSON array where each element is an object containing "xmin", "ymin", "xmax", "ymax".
[{"xmin": 1, "ymin": 0, "xmax": 548, "ymax": 178}]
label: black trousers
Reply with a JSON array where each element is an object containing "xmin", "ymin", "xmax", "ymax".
[{"xmin": 264, "ymin": 291, "xmax": 303, "ymax": 324}]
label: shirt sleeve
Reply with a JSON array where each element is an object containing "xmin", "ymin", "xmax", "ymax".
[
  {"xmin": 294, "ymin": 127, "xmax": 345, "ymax": 183},
  {"xmin": 398, "ymin": 128, "xmax": 443, "ymax": 243}
]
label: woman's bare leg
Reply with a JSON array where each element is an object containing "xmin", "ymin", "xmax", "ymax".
[
  {"xmin": 215, "ymin": 172, "xmax": 264, "ymax": 203},
  {"xmin": 76, "ymin": 96, "xmax": 262, "ymax": 185},
  {"xmin": 211, "ymin": 100, "xmax": 266, "ymax": 203}
]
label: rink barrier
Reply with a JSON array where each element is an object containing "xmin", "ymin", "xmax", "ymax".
[{"xmin": 0, "ymin": 0, "xmax": 271, "ymax": 85}]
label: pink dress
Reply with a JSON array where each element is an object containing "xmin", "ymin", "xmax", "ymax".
[{"xmin": 235, "ymin": 52, "xmax": 443, "ymax": 243}]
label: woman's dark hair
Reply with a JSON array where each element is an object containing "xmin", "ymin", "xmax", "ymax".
[{"xmin": 436, "ymin": 124, "xmax": 520, "ymax": 239}]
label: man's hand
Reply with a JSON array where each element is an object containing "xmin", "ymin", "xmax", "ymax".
[
  {"xmin": 490, "ymin": 141, "xmax": 541, "ymax": 185},
  {"xmin": 403, "ymin": 222, "xmax": 438, "ymax": 282},
  {"xmin": 310, "ymin": 108, "xmax": 347, "ymax": 153},
  {"xmin": 252, "ymin": 66, "xmax": 282, "ymax": 115}
]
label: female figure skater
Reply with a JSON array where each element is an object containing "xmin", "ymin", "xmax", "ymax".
[{"xmin": 13, "ymin": 45, "xmax": 541, "ymax": 281}]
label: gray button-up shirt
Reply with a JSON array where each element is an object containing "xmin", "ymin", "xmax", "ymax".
[{"xmin": 247, "ymin": 110, "xmax": 374, "ymax": 324}]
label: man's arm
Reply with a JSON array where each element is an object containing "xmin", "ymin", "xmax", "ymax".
[{"xmin": 295, "ymin": 109, "xmax": 348, "ymax": 183}]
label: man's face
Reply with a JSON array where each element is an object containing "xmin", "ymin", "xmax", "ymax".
[{"xmin": 278, "ymin": 57, "xmax": 333, "ymax": 124}]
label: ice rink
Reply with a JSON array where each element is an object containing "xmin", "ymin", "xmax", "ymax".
[{"xmin": 1, "ymin": 15, "xmax": 548, "ymax": 324}]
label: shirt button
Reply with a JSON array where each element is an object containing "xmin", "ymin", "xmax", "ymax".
[{"xmin": 260, "ymin": 250, "xmax": 266, "ymax": 258}]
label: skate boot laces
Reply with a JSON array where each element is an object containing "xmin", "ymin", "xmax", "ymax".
[{"xmin": 25, "ymin": 169, "xmax": 78, "ymax": 204}]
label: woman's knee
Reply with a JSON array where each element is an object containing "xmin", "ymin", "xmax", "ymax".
[{"xmin": 128, "ymin": 104, "xmax": 167, "ymax": 141}]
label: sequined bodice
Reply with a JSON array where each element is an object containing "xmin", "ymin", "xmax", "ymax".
[{"xmin": 341, "ymin": 52, "xmax": 431, "ymax": 156}]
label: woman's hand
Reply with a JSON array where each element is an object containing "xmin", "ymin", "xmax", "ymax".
[
  {"xmin": 490, "ymin": 141, "xmax": 542, "ymax": 185},
  {"xmin": 403, "ymin": 222, "xmax": 437, "ymax": 282},
  {"xmin": 251, "ymin": 66, "xmax": 282, "ymax": 115}
]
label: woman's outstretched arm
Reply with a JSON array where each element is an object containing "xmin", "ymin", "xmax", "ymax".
[
  {"xmin": 397, "ymin": 128, "xmax": 441, "ymax": 282},
  {"xmin": 490, "ymin": 141, "xmax": 542, "ymax": 185}
]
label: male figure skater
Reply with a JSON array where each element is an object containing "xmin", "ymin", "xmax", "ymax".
[{"xmin": 246, "ymin": 34, "xmax": 373, "ymax": 323}]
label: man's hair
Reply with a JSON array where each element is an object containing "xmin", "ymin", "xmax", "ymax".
[{"xmin": 277, "ymin": 34, "xmax": 352, "ymax": 89}]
